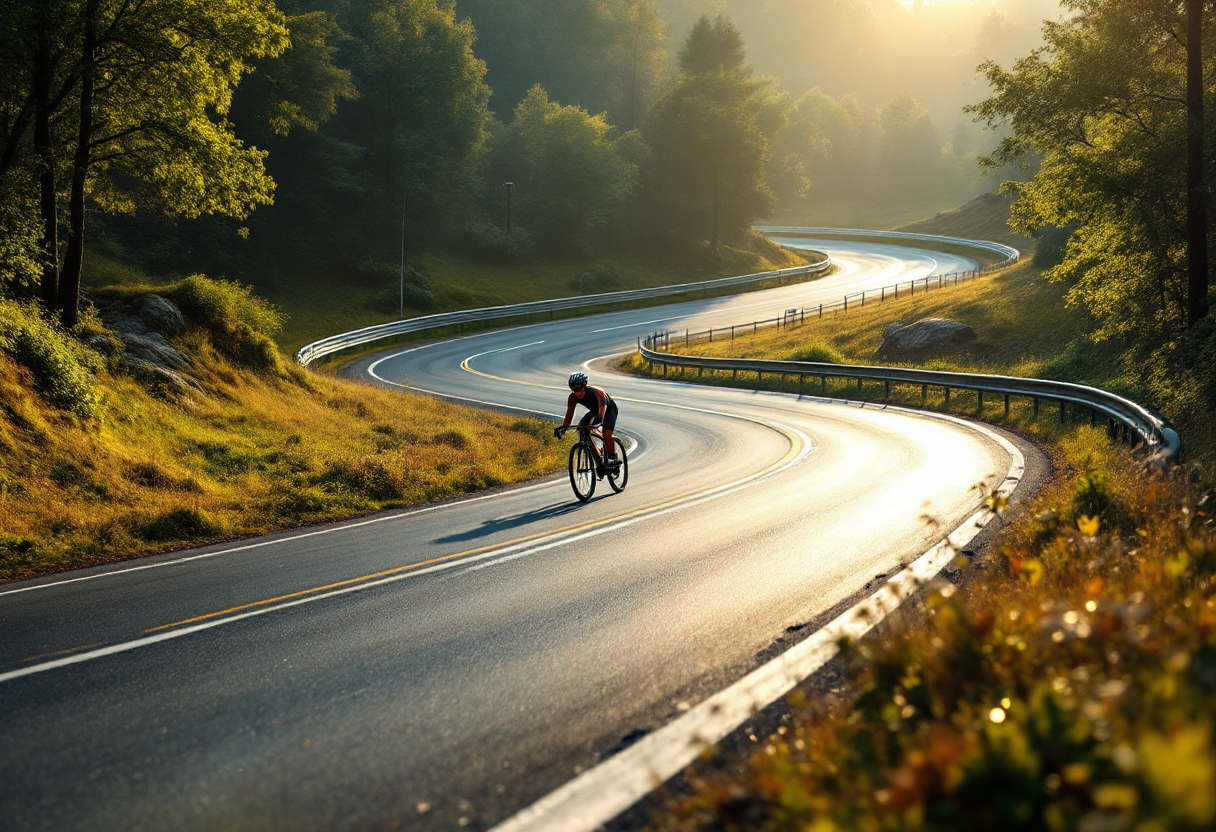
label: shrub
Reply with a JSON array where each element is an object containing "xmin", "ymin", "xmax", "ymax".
[
  {"xmin": 214, "ymin": 319, "xmax": 283, "ymax": 372},
  {"xmin": 314, "ymin": 457, "xmax": 407, "ymax": 501},
  {"xmin": 370, "ymin": 281, "xmax": 437, "ymax": 313},
  {"xmin": 138, "ymin": 507, "xmax": 223, "ymax": 543},
  {"xmin": 164, "ymin": 275, "xmax": 284, "ymax": 337},
  {"xmin": 0, "ymin": 299, "xmax": 102, "ymax": 418},
  {"xmin": 784, "ymin": 342, "xmax": 847, "ymax": 364},
  {"xmin": 462, "ymin": 220, "xmax": 534, "ymax": 264}
]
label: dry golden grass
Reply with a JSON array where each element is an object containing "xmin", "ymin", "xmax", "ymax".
[
  {"xmin": 651, "ymin": 260, "xmax": 1096, "ymax": 380},
  {"xmin": 0, "ymin": 345, "xmax": 564, "ymax": 582}
]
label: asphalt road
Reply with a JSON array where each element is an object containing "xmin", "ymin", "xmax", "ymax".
[{"xmin": 0, "ymin": 238, "xmax": 1043, "ymax": 831}]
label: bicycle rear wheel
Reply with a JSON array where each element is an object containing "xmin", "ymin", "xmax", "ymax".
[
  {"xmin": 607, "ymin": 439, "xmax": 628, "ymax": 493},
  {"xmin": 569, "ymin": 442, "xmax": 596, "ymax": 502}
]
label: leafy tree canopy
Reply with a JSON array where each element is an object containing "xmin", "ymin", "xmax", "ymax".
[
  {"xmin": 488, "ymin": 85, "xmax": 640, "ymax": 255},
  {"xmin": 643, "ymin": 14, "xmax": 784, "ymax": 249},
  {"xmin": 972, "ymin": 0, "xmax": 1216, "ymax": 348}
]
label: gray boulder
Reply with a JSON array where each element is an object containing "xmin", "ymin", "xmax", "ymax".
[
  {"xmin": 138, "ymin": 295, "xmax": 186, "ymax": 336},
  {"xmin": 877, "ymin": 318, "xmax": 977, "ymax": 360},
  {"xmin": 117, "ymin": 330, "xmax": 191, "ymax": 369}
]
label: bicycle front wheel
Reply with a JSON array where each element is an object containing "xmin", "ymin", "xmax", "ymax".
[
  {"xmin": 569, "ymin": 442, "xmax": 596, "ymax": 502},
  {"xmin": 607, "ymin": 439, "xmax": 628, "ymax": 493}
]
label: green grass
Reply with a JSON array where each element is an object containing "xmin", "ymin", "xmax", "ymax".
[
  {"xmin": 83, "ymin": 234, "xmax": 821, "ymax": 354},
  {"xmin": 628, "ymin": 260, "xmax": 1108, "ymax": 385}
]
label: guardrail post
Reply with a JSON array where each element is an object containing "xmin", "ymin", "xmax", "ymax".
[
  {"xmin": 819, "ymin": 304, "xmax": 823, "ymax": 318},
  {"xmin": 757, "ymin": 371, "xmax": 763, "ymax": 383},
  {"xmin": 857, "ymin": 378, "xmax": 863, "ymax": 394},
  {"xmin": 698, "ymin": 367, "xmax": 703, "ymax": 378},
  {"xmin": 822, "ymin": 376, "xmax": 827, "ymax": 395},
  {"xmin": 884, "ymin": 380, "xmax": 890, "ymax": 400},
  {"xmin": 662, "ymin": 364, "xmax": 667, "ymax": 377},
  {"xmin": 709, "ymin": 328, "xmax": 714, "ymax": 343},
  {"xmin": 944, "ymin": 386, "xmax": 950, "ymax": 404},
  {"xmin": 1059, "ymin": 401, "xmax": 1066, "ymax": 423},
  {"xmin": 800, "ymin": 308, "xmax": 805, "ymax": 324},
  {"xmin": 731, "ymin": 325, "xmax": 736, "ymax": 341},
  {"xmin": 1090, "ymin": 408, "xmax": 1097, "ymax": 426},
  {"xmin": 1033, "ymin": 397, "xmax": 1040, "ymax": 417},
  {"xmin": 844, "ymin": 295, "xmax": 849, "ymax": 312},
  {"xmin": 1004, "ymin": 394, "xmax": 1010, "ymax": 417},
  {"xmin": 862, "ymin": 292, "xmax": 866, "ymax": 306},
  {"xmin": 686, "ymin": 329, "xmax": 689, "ymax": 348},
  {"xmin": 921, "ymin": 383, "xmax": 927, "ymax": 402},
  {"xmin": 978, "ymin": 390, "xmax": 984, "ymax": 411},
  {"xmin": 911, "ymin": 281, "xmax": 914, "ymax": 297},
  {"xmin": 733, "ymin": 369, "xmax": 738, "ymax": 380}
]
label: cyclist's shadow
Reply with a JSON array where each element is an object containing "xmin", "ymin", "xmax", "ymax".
[{"xmin": 433, "ymin": 501, "xmax": 586, "ymax": 544}]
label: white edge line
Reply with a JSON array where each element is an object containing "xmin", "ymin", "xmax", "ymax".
[
  {"xmin": 0, "ymin": 421, "xmax": 809, "ymax": 685},
  {"xmin": 489, "ymin": 416, "xmax": 1024, "ymax": 832}
]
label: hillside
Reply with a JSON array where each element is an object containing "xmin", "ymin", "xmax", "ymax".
[{"xmin": 0, "ymin": 281, "xmax": 564, "ymax": 582}]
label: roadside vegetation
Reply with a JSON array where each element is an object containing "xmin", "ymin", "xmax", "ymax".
[
  {"xmin": 0, "ymin": 277, "xmax": 565, "ymax": 583},
  {"xmin": 646, "ymin": 430, "xmax": 1216, "ymax": 831},
  {"xmin": 627, "ymin": 234, "xmax": 1216, "ymax": 832}
]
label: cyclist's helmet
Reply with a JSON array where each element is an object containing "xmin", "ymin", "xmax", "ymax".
[{"xmin": 568, "ymin": 371, "xmax": 588, "ymax": 390}]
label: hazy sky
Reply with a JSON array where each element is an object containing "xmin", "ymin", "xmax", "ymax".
[{"xmin": 659, "ymin": 0, "xmax": 1062, "ymax": 124}]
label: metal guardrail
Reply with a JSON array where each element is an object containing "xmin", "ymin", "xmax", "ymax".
[
  {"xmin": 296, "ymin": 257, "xmax": 832, "ymax": 366},
  {"xmin": 656, "ymin": 268, "xmax": 991, "ymax": 352},
  {"xmin": 757, "ymin": 227, "xmax": 1021, "ymax": 269},
  {"xmin": 638, "ymin": 343, "xmax": 1181, "ymax": 466}
]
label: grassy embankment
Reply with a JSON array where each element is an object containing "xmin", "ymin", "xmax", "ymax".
[
  {"xmin": 1, "ymin": 236, "xmax": 811, "ymax": 582},
  {"xmin": 86, "ymin": 232, "xmax": 818, "ymax": 355},
  {"xmin": 632, "ymin": 203, "xmax": 1216, "ymax": 829},
  {"xmin": 0, "ymin": 278, "xmax": 567, "ymax": 583}
]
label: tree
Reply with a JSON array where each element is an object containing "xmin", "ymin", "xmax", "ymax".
[
  {"xmin": 328, "ymin": 0, "xmax": 492, "ymax": 246},
  {"xmin": 0, "ymin": 0, "xmax": 290, "ymax": 325},
  {"xmin": 488, "ymin": 85, "xmax": 640, "ymax": 255},
  {"xmin": 643, "ymin": 15, "xmax": 784, "ymax": 249},
  {"xmin": 972, "ymin": 0, "xmax": 1216, "ymax": 347},
  {"xmin": 453, "ymin": 0, "xmax": 668, "ymax": 131}
]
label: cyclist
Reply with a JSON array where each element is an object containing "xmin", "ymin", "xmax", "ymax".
[{"xmin": 555, "ymin": 371, "xmax": 619, "ymax": 473}]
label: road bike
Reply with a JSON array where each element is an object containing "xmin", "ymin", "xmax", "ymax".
[{"xmin": 556, "ymin": 424, "xmax": 628, "ymax": 502}]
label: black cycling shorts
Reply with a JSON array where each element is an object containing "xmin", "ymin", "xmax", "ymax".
[{"xmin": 579, "ymin": 401, "xmax": 618, "ymax": 431}]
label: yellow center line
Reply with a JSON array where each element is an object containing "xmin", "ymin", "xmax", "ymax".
[
  {"xmin": 142, "ymin": 424, "xmax": 802, "ymax": 636},
  {"xmin": 18, "ymin": 642, "xmax": 105, "ymax": 663}
]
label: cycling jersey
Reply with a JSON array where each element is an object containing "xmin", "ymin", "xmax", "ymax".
[
  {"xmin": 568, "ymin": 385, "xmax": 613, "ymax": 414},
  {"xmin": 568, "ymin": 386, "xmax": 618, "ymax": 431}
]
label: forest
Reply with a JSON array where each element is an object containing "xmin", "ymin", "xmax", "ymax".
[
  {"xmin": 0, "ymin": 0, "xmax": 1016, "ymax": 326},
  {"xmin": 2, "ymin": 0, "xmax": 1215, "ymax": 415}
]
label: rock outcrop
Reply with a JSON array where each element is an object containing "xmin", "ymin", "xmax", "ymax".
[
  {"xmin": 876, "ymin": 318, "xmax": 977, "ymax": 361},
  {"xmin": 91, "ymin": 295, "xmax": 201, "ymax": 399}
]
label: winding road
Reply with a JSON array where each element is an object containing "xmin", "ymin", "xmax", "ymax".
[{"xmin": 0, "ymin": 236, "xmax": 1044, "ymax": 831}]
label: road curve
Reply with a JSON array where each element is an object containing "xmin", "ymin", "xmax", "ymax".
[{"xmin": 0, "ymin": 238, "xmax": 1042, "ymax": 832}]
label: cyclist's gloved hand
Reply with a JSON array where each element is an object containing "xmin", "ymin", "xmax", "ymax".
[{"xmin": 553, "ymin": 426, "xmax": 563, "ymax": 438}]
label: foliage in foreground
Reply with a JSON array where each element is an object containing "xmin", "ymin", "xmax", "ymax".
[{"xmin": 647, "ymin": 432, "xmax": 1216, "ymax": 832}]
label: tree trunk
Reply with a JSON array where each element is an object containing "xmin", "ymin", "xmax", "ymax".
[
  {"xmin": 59, "ymin": 0, "xmax": 97, "ymax": 328},
  {"xmin": 34, "ymin": 17, "xmax": 59, "ymax": 311},
  {"xmin": 710, "ymin": 172, "xmax": 720, "ymax": 251},
  {"xmin": 1186, "ymin": 0, "xmax": 1209, "ymax": 327}
]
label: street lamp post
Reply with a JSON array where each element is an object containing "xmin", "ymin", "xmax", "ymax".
[
  {"xmin": 399, "ymin": 193, "xmax": 407, "ymax": 319},
  {"xmin": 504, "ymin": 182, "xmax": 514, "ymax": 234}
]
